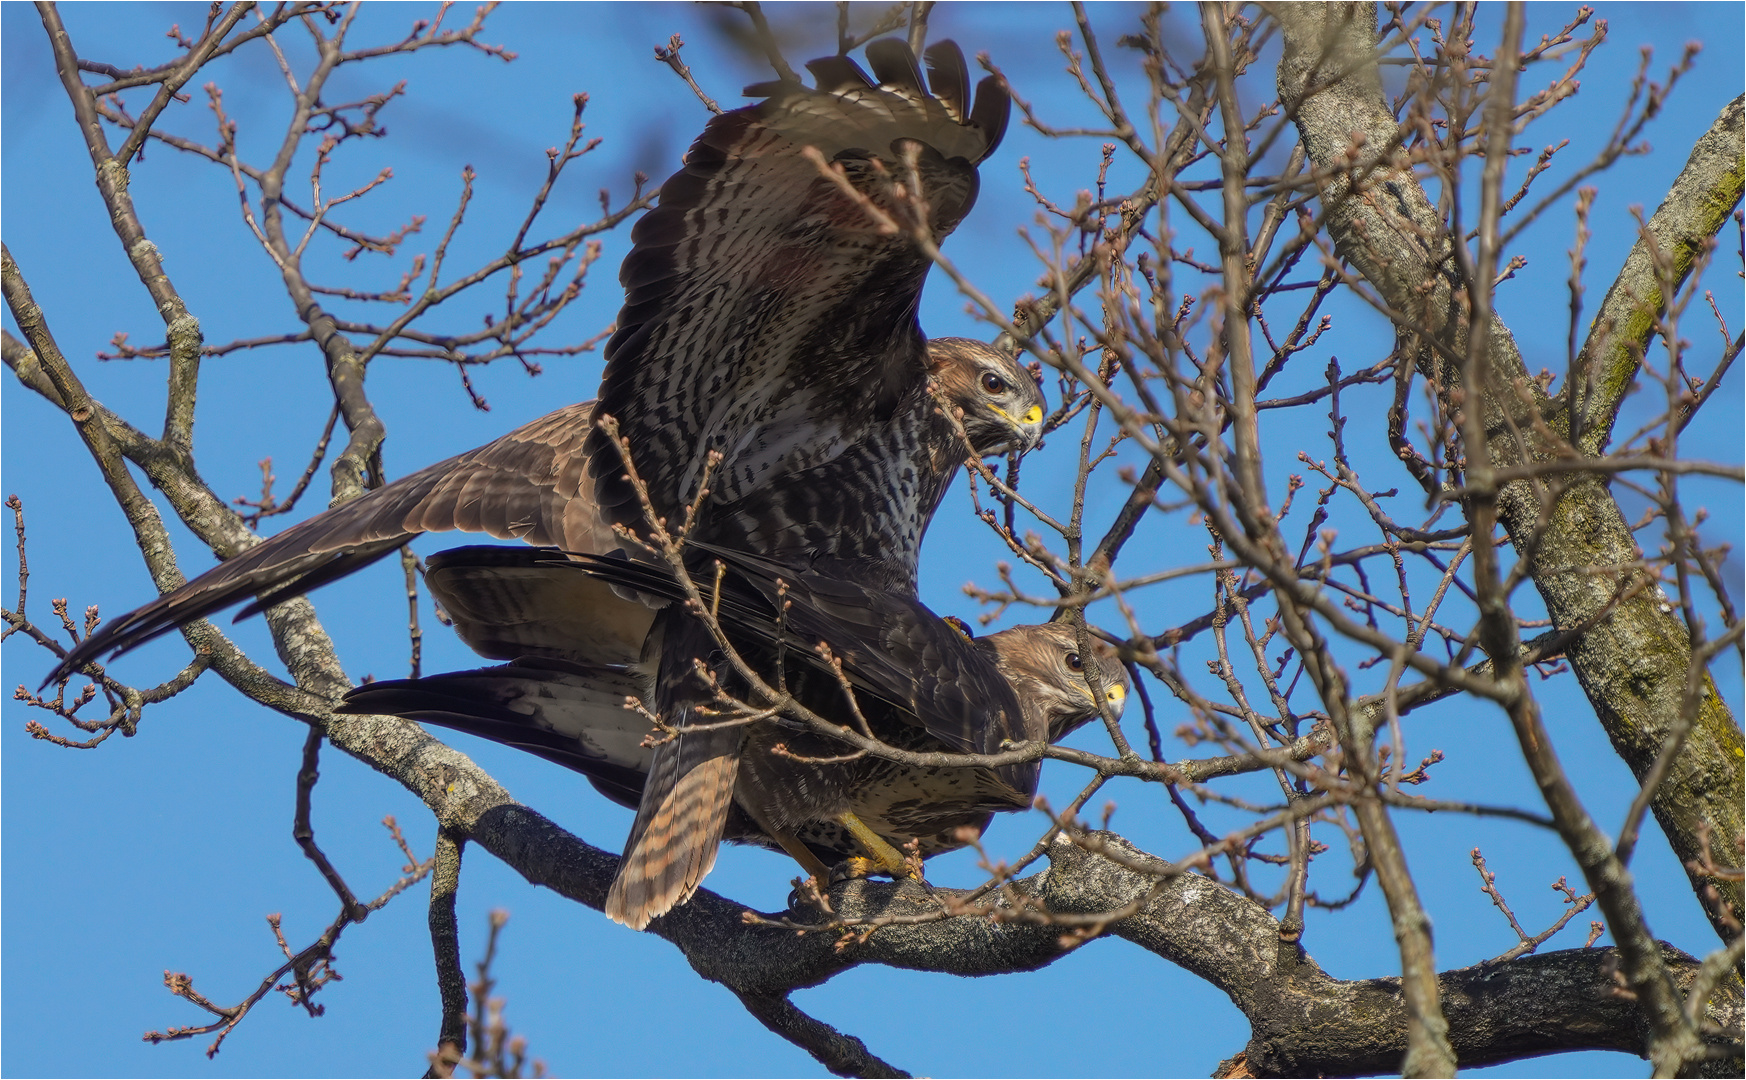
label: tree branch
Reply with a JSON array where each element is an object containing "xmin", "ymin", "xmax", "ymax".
[{"xmin": 1274, "ymin": 1, "xmax": 1743, "ymax": 952}]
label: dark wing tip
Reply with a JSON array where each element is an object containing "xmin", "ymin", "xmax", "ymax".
[
  {"xmin": 231, "ymin": 547, "xmax": 392, "ymax": 621},
  {"xmin": 864, "ymin": 38, "xmax": 927, "ymax": 96},
  {"xmin": 41, "ymin": 630, "xmax": 131, "ymax": 691},
  {"xmin": 803, "ymin": 55, "xmax": 875, "ymax": 93},
  {"xmin": 922, "ymin": 41, "xmax": 970, "ymax": 121},
  {"xmin": 970, "ymin": 74, "xmax": 1012, "ymax": 161}
]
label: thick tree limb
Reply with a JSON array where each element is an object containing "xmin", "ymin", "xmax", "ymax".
[
  {"xmin": 14, "ymin": 229, "xmax": 1737, "ymax": 1078},
  {"xmin": 15, "ymin": 8, "xmax": 1742, "ymax": 1076},
  {"xmin": 1273, "ymin": 1, "xmax": 1743, "ymax": 951},
  {"xmin": 453, "ymin": 806, "xmax": 1746, "ymax": 1077},
  {"xmin": 425, "ymin": 832, "xmax": 469, "ymax": 1078},
  {"xmin": 734, "ymin": 992, "xmax": 911, "ymax": 1079},
  {"xmin": 1571, "ymin": 95, "xmax": 1745, "ymax": 454}
]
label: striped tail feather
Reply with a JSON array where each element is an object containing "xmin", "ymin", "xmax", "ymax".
[{"xmin": 604, "ymin": 719, "xmax": 744, "ymax": 929}]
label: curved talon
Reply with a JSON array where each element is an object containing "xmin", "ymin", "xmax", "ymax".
[{"xmin": 787, "ymin": 877, "xmax": 832, "ymax": 916}]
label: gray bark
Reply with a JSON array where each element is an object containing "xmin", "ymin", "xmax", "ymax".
[{"xmin": 1273, "ymin": 0, "xmax": 1744, "ymax": 947}]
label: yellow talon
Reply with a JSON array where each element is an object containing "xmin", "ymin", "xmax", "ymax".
[
  {"xmin": 835, "ymin": 856, "xmax": 881, "ymax": 881},
  {"xmin": 835, "ymin": 812, "xmax": 915, "ymax": 878}
]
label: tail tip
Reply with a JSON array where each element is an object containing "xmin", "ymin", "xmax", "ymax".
[{"xmin": 604, "ymin": 876, "xmax": 688, "ymax": 931}]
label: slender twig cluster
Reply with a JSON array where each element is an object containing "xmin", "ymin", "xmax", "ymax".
[{"xmin": 3, "ymin": 4, "xmax": 1740, "ymax": 1076}]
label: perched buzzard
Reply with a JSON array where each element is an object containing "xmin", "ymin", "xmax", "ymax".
[
  {"xmin": 342, "ymin": 545, "xmax": 1128, "ymax": 878},
  {"xmin": 571, "ymin": 41, "xmax": 1039, "ymax": 926},
  {"xmin": 44, "ymin": 38, "xmax": 1058, "ymax": 932}
]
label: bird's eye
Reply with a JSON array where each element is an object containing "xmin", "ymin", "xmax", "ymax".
[
  {"xmin": 1065, "ymin": 652, "xmax": 1084, "ymax": 672},
  {"xmin": 981, "ymin": 372, "xmax": 1007, "ymax": 394}
]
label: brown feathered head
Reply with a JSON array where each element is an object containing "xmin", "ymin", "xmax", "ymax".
[
  {"xmin": 927, "ymin": 337, "xmax": 1045, "ymax": 458},
  {"xmin": 976, "ymin": 622, "xmax": 1129, "ymax": 743}
]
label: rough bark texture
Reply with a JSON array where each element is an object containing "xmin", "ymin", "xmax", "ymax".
[
  {"xmin": 9, "ymin": 5, "xmax": 1742, "ymax": 1076},
  {"xmin": 1274, "ymin": 1, "xmax": 1744, "ymax": 944},
  {"xmin": 1572, "ymin": 96, "xmax": 1746, "ymax": 455},
  {"xmin": 458, "ymin": 811, "xmax": 1746, "ymax": 1076}
]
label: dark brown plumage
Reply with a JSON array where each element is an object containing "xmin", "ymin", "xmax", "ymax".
[
  {"xmin": 341, "ymin": 546, "xmax": 1128, "ymax": 874},
  {"xmin": 41, "ymin": 335, "xmax": 1035, "ymax": 684},
  {"xmin": 698, "ymin": 337, "xmax": 1042, "ymax": 592},
  {"xmin": 582, "ymin": 41, "xmax": 1019, "ymax": 926},
  {"xmin": 585, "ymin": 40, "xmax": 1012, "ymax": 577},
  {"xmin": 46, "ymin": 38, "xmax": 1039, "ymax": 935}
]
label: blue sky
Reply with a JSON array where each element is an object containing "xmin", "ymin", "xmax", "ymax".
[{"xmin": 3, "ymin": 3, "xmax": 1741, "ymax": 1077}]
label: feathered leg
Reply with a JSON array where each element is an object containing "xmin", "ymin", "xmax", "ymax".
[
  {"xmin": 605, "ymin": 611, "xmax": 744, "ymax": 929},
  {"xmin": 733, "ymin": 796, "xmax": 833, "ymax": 883}
]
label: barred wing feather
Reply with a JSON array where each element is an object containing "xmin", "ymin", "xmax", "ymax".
[
  {"xmin": 587, "ymin": 40, "xmax": 1009, "ymax": 544},
  {"xmin": 45, "ymin": 402, "xmax": 612, "ymax": 683}
]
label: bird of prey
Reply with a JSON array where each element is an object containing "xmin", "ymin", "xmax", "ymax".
[
  {"xmin": 46, "ymin": 335, "xmax": 1035, "ymax": 683},
  {"xmin": 343, "ymin": 544, "xmax": 1128, "ymax": 879},
  {"xmin": 566, "ymin": 40, "xmax": 1030, "ymax": 926},
  {"xmin": 583, "ymin": 41, "xmax": 1013, "ymax": 595},
  {"xmin": 46, "ymin": 38, "xmax": 1042, "ymax": 932}
]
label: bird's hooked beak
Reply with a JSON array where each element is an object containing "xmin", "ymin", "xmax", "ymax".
[
  {"xmin": 1100, "ymin": 679, "xmax": 1127, "ymax": 720},
  {"xmin": 989, "ymin": 402, "xmax": 1045, "ymax": 455},
  {"xmin": 1076, "ymin": 668, "xmax": 1126, "ymax": 721}
]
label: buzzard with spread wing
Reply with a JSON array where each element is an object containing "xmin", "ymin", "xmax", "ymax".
[
  {"xmin": 45, "ymin": 38, "xmax": 1051, "ymax": 932},
  {"xmin": 586, "ymin": 40, "xmax": 1012, "ymax": 592},
  {"xmin": 43, "ymin": 337, "xmax": 1035, "ymax": 683}
]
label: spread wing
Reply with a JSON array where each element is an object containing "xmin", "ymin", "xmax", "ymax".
[
  {"xmin": 46, "ymin": 402, "xmax": 608, "ymax": 684},
  {"xmin": 586, "ymin": 39, "xmax": 1010, "ymax": 543}
]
